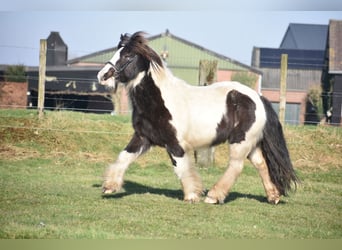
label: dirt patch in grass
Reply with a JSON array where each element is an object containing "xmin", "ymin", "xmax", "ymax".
[{"xmin": 0, "ymin": 145, "xmax": 41, "ymax": 161}]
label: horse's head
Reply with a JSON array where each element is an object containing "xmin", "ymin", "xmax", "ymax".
[{"xmin": 97, "ymin": 32, "xmax": 163, "ymax": 90}]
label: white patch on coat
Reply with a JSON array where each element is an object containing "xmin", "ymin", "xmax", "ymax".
[
  {"xmin": 97, "ymin": 48, "xmax": 124, "ymax": 86},
  {"xmin": 109, "ymin": 47, "xmax": 124, "ymax": 65},
  {"xmin": 148, "ymin": 65, "xmax": 266, "ymax": 150},
  {"xmin": 127, "ymin": 71, "xmax": 146, "ymax": 89},
  {"xmin": 97, "ymin": 63, "xmax": 115, "ymax": 87}
]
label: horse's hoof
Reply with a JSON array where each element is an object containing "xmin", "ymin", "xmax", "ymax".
[
  {"xmin": 268, "ymin": 197, "xmax": 280, "ymax": 205},
  {"xmin": 102, "ymin": 181, "xmax": 122, "ymax": 194},
  {"xmin": 204, "ymin": 196, "xmax": 218, "ymax": 204},
  {"xmin": 102, "ymin": 185, "xmax": 120, "ymax": 194},
  {"xmin": 102, "ymin": 188, "xmax": 115, "ymax": 194},
  {"xmin": 267, "ymin": 193, "xmax": 280, "ymax": 204},
  {"xmin": 184, "ymin": 193, "xmax": 201, "ymax": 203}
]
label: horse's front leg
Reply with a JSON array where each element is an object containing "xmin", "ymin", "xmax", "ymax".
[
  {"xmin": 103, "ymin": 133, "xmax": 150, "ymax": 194},
  {"xmin": 170, "ymin": 151, "xmax": 203, "ymax": 203}
]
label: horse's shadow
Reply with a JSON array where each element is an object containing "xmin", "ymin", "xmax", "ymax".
[
  {"xmin": 95, "ymin": 181, "xmax": 275, "ymax": 204},
  {"xmin": 98, "ymin": 181, "xmax": 183, "ymax": 201}
]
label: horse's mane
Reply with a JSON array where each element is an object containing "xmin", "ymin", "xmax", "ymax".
[{"xmin": 123, "ymin": 31, "xmax": 163, "ymax": 69}]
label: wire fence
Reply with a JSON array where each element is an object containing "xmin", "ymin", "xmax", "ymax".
[
  {"xmin": 0, "ymin": 114, "xmax": 341, "ymax": 148},
  {"xmin": 0, "ymin": 81, "xmax": 341, "ymax": 124},
  {"xmin": 1, "ymin": 94, "xmax": 341, "ymax": 125},
  {"xmin": 0, "ymin": 124, "xmax": 131, "ymax": 136}
]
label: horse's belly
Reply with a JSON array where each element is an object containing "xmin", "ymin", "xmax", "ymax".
[
  {"xmin": 165, "ymin": 83, "xmax": 230, "ymax": 150},
  {"xmin": 180, "ymin": 104, "xmax": 226, "ymax": 149},
  {"xmin": 185, "ymin": 129, "xmax": 217, "ymax": 149}
]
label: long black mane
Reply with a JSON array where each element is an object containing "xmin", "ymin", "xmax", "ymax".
[{"xmin": 122, "ymin": 32, "xmax": 163, "ymax": 69}]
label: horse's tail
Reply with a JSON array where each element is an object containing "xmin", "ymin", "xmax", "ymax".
[{"xmin": 259, "ymin": 96, "xmax": 299, "ymax": 196}]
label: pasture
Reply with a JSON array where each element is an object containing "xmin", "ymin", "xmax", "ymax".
[{"xmin": 0, "ymin": 109, "xmax": 341, "ymax": 239}]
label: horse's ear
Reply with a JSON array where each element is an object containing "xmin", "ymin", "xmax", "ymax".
[
  {"xmin": 121, "ymin": 33, "xmax": 131, "ymax": 39},
  {"xmin": 118, "ymin": 33, "xmax": 131, "ymax": 48}
]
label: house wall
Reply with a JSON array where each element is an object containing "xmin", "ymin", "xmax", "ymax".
[
  {"xmin": 261, "ymin": 89, "xmax": 307, "ymax": 124},
  {"xmin": 261, "ymin": 68, "xmax": 322, "ymax": 90},
  {"xmin": 331, "ymin": 75, "xmax": 342, "ymax": 125},
  {"xmin": 254, "ymin": 63, "xmax": 322, "ymax": 125},
  {"xmin": 0, "ymin": 81, "xmax": 28, "ymax": 109},
  {"xmin": 259, "ymin": 68, "xmax": 322, "ymax": 125},
  {"xmin": 217, "ymin": 70, "xmax": 233, "ymax": 82},
  {"xmin": 68, "ymin": 62, "xmax": 103, "ymax": 67}
]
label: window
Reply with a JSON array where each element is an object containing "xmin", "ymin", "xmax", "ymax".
[{"xmin": 271, "ymin": 102, "xmax": 300, "ymax": 125}]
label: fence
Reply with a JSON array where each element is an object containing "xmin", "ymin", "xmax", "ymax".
[
  {"xmin": 0, "ymin": 45, "xmax": 341, "ymax": 126},
  {"xmin": 1, "ymin": 77, "xmax": 342, "ymax": 126}
]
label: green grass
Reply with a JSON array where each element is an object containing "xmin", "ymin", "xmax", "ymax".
[{"xmin": 0, "ymin": 109, "xmax": 341, "ymax": 239}]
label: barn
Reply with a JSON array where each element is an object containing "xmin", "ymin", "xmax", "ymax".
[
  {"xmin": 25, "ymin": 32, "xmax": 113, "ymax": 113},
  {"xmin": 69, "ymin": 29, "xmax": 261, "ymax": 86}
]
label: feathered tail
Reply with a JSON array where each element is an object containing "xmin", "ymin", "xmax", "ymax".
[{"xmin": 259, "ymin": 96, "xmax": 299, "ymax": 196}]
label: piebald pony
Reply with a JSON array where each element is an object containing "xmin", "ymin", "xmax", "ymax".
[{"xmin": 97, "ymin": 32, "xmax": 298, "ymax": 204}]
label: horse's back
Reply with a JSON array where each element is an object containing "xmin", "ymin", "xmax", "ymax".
[{"xmin": 169, "ymin": 80, "xmax": 266, "ymax": 150}]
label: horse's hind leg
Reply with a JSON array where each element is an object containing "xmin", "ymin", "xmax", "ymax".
[
  {"xmin": 248, "ymin": 147, "xmax": 280, "ymax": 204},
  {"xmin": 171, "ymin": 152, "xmax": 203, "ymax": 202},
  {"xmin": 204, "ymin": 143, "xmax": 248, "ymax": 204}
]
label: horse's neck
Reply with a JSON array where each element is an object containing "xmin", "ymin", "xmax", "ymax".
[{"xmin": 149, "ymin": 64, "xmax": 189, "ymax": 91}]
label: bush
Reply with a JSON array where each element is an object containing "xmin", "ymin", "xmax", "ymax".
[
  {"xmin": 4, "ymin": 65, "xmax": 27, "ymax": 82},
  {"xmin": 307, "ymin": 85, "xmax": 323, "ymax": 116},
  {"xmin": 231, "ymin": 71, "xmax": 257, "ymax": 89}
]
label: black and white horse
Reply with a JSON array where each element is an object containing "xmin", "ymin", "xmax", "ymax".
[{"xmin": 97, "ymin": 32, "xmax": 298, "ymax": 204}]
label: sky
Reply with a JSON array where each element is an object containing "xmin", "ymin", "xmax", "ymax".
[{"xmin": 0, "ymin": 1, "xmax": 341, "ymax": 67}]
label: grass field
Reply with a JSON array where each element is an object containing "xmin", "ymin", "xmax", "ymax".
[{"xmin": 0, "ymin": 109, "xmax": 341, "ymax": 239}]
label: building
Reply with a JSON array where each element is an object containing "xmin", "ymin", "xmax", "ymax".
[
  {"xmin": 46, "ymin": 31, "xmax": 68, "ymax": 66},
  {"xmin": 322, "ymin": 20, "xmax": 342, "ymax": 125},
  {"xmin": 25, "ymin": 30, "xmax": 261, "ymax": 114},
  {"xmin": 252, "ymin": 23, "xmax": 329, "ymax": 125},
  {"xmin": 26, "ymin": 32, "xmax": 114, "ymax": 113},
  {"xmin": 69, "ymin": 30, "xmax": 261, "ymax": 87}
]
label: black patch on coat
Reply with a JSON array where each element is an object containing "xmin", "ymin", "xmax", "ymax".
[
  {"xmin": 168, "ymin": 153, "xmax": 177, "ymax": 167},
  {"xmin": 129, "ymin": 73, "xmax": 185, "ymax": 158},
  {"xmin": 124, "ymin": 132, "xmax": 151, "ymax": 154},
  {"xmin": 212, "ymin": 90, "xmax": 256, "ymax": 145}
]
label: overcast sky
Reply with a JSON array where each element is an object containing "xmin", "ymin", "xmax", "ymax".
[{"xmin": 0, "ymin": 1, "xmax": 341, "ymax": 66}]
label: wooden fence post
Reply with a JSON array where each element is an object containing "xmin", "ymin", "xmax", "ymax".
[
  {"xmin": 279, "ymin": 54, "xmax": 288, "ymax": 126},
  {"xmin": 38, "ymin": 39, "xmax": 47, "ymax": 119},
  {"xmin": 195, "ymin": 60, "xmax": 218, "ymax": 167}
]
